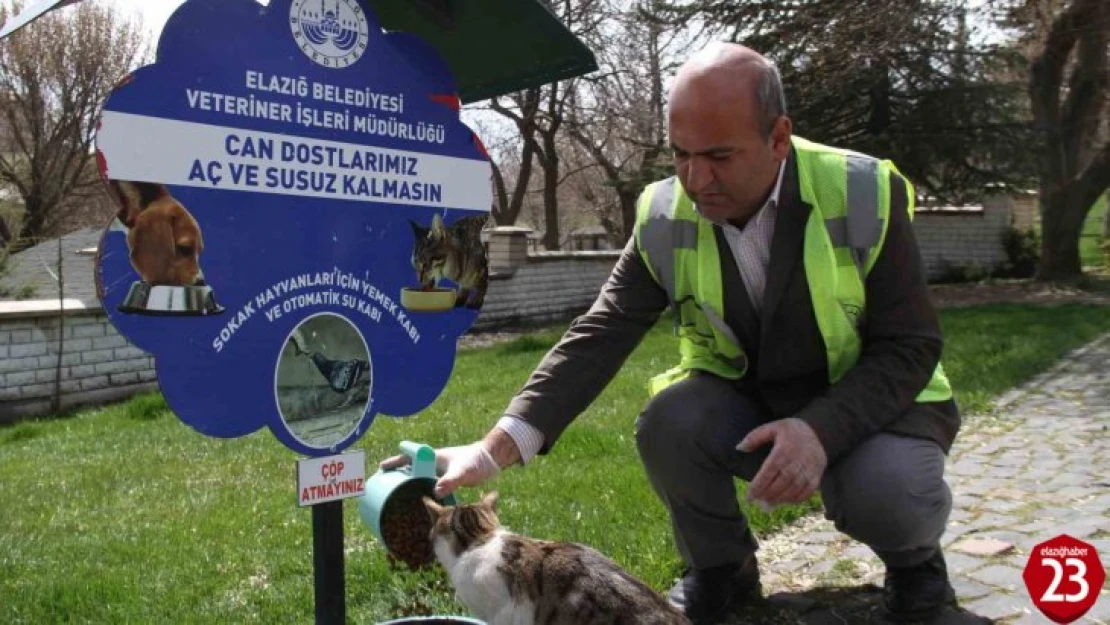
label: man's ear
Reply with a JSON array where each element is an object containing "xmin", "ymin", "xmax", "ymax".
[{"xmin": 770, "ymin": 115, "xmax": 793, "ymax": 161}]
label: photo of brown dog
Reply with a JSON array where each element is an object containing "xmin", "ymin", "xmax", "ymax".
[
  {"xmin": 108, "ymin": 180, "xmax": 206, "ymax": 287},
  {"xmin": 104, "ymin": 179, "xmax": 224, "ymax": 316}
]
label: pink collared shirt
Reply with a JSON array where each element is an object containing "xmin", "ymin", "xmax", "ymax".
[{"xmin": 698, "ymin": 160, "xmax": 786, "ymax": 315}]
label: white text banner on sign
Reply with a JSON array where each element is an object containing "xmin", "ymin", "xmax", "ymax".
[{"xmin": 97, "ymin": 111, "xmax": 492, "ymax": 211}]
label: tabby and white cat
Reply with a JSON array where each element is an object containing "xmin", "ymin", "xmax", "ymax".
[
  {"xmin": 409, "ymin": 214, "xmax": 489, "ymax": 309},
  {"xmin": 422, "ymin": 492, "xmax": 691, "ymax": 625}
]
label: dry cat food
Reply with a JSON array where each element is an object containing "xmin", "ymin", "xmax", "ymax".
[{"xmin": 380, "ymin": 479, "xmax": 437, "ymax": 569}]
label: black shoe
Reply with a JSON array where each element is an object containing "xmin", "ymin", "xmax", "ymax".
[
  {"xmin": 880, "ymin": 550, "xmax": 960, "ymax": 622},
  {"xmin": 667, "ymin": 554, "xmax": 761, "ymax": 625}
]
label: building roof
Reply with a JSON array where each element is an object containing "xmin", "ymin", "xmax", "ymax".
[{"xmin": 1, "ymin": 227, "xmax": 103, "ymax": 307}]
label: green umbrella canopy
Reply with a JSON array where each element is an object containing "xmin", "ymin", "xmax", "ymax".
[
  {"xmin": 0, "ymin": 0, "xmax": 599, "ymax": 103},
  {"xmin": 370, "ymin": 0, "xmax": 598, "ymax": 103}
]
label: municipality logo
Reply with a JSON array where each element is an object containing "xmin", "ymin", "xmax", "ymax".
[{"xmin": 290, "ymin": 0, "xmax": 369, "ymax": 68}]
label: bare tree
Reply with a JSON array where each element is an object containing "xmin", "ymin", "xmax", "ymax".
[
  {"xmin": 564, "ymin": 1, "xmax": 692, "ymax": 242},
  {"xmin": 487, "ymin": 88, "xmax": 541, "ymax": 226},
  {"xmin": 1019, "ymin": 0, "xmax": 1109, "ymax": 280},
  {"xmin": 484, "ymin": 0, "xmax": 605, "ymax": 249},
  {"xmin": 533, "ymin": 78, "xmax": 575, "ymax": 251},
  {"xmin": 490, "ymin": 82, "xmax": 581, "ymax": 250},
  {"xmin": 0, "ymin": 1, "xmax": 146, "ymax": 248}
]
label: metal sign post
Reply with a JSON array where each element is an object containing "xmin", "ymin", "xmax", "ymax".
[{"xmin": 313, "ymin": 501, "xmax": 346, "ymax": 624}]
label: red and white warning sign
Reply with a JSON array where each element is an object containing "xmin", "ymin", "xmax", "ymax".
[{"xmin": 297, "ymin": 450, "xmax": 366, "ymax": 507}]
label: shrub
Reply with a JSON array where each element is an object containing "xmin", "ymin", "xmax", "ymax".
[
  {"xmin": 934, "ymin": 259, "xmax": 990, "ymax": 284},
  {"xmin": 999, "ymin": 227, "xmax": 1039, "ymax": 278}
]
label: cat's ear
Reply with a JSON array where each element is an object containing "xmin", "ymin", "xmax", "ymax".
[
  {"xmin": 422, "ymin": 496, "xmax": 445, "ymax": 520},
  {"xmin": 481, "ymin": 490, "xmax": 499, "ymax": 512},
  {"xmin": 430, "ymin": 213, "xmax": 447, "ymax": 233},
  {"xmin": 409, "ymin": 220, "xmax": 427, "ymax": 238}
]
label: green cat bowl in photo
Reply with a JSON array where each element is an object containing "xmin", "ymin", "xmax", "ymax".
[
  {"xmin": 400, "ymin": 287, "xmax": 456, "ymax": 312},
  {"xmin": 356, "ymin": 441, "xmax": 456, "ymax": 568}
]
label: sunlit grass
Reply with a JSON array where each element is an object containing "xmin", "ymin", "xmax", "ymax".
[{"xmin": 2, "ymin": 304, "xmax": 1108, "ymax": 622}]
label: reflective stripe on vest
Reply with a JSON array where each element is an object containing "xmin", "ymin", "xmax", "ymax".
[{"xmin": 837, "ymin": 154, "xmax": 885, "ymax": 279}]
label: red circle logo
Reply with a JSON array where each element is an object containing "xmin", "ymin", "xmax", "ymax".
[{"xmin": 1023, "ymin": 534, "xmax": 1105, "ymax": 623}]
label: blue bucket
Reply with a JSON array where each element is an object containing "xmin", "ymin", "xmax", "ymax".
[{"xmin": 355, "ymin": 441, "xmax": 456, "ymax": 567}]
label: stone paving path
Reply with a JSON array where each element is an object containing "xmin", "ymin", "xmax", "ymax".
[{"xmin": 737, "ymin": 331, "xmax": 1110, "ymax": 624}]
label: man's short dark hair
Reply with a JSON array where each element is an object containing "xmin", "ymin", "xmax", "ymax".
[{"xmin": 752, "ymin": 58, "xmax": 787, "ymax": 139}]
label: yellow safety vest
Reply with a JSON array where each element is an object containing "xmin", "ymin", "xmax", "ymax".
[{"xmin": 634, "ymin": 136, "xmax": 953, "ymax": 402}]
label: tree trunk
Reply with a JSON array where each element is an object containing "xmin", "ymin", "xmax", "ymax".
[
  {"xmin": 541, "ymin": 131, "xmax": 560, "ymax": 250},
  {"xmin": 18, "ymin": 197, "xmax": 46, "ymax": 244},
  {"xmin": 1027, "ymin": 0, "xmax": 1109, "ymax": 281},
  {"xmin": 490, "ymin": 160, "xmax": 510, "ymax": 225},
  {"xmin": 508, "ymin": 138, "xmax": 536, "ymax": 226},
  {"xmin": 1037, "ymin": 189, "xmax": 1088, "ymax": 280}
]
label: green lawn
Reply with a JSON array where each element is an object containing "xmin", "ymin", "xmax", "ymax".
[
  {"xmin": 1080, "ymin": 192, "xmax": 1107, "ymax": 268},
  {"xmin": 2, "ymin": 304, "xmax": 1109, "ymax": 623}
]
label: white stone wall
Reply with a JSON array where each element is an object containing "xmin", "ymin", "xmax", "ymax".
[
  {"xmin": 1011, "ymin": 195, "xmax": 1039, "ymax": 232},
  {"xmin": 913, "ymin": 203, "xmax": 1012, "ymax": 279},
  {"xmin": 0, "ymin": 308, "xmax": 157, "ymax": 422},
  {"xmin": 475, "ymin": 251, "xmax": 620, "ymax": 330}
]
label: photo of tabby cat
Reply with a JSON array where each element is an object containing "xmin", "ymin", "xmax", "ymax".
[
  {"xmin": 422, "ymin": 492, "xmax": 691, "ymax": 625},
  {"xmin": 408, "ymin": 214, "xmax": 489, "ymax": 310}
]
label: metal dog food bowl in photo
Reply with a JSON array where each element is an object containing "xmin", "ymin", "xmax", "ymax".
[{"xmin": 118, "ymin": 281, "xmax": 226, "ymax": 316}]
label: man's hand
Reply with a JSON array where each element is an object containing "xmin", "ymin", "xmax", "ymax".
[
  {"xmin": 378, "ymin": 428, "xmax": 521, "ymax": 498},
  {"xmin": 737, "ymin": 418, "xmax": 827, "ymax": 507}
]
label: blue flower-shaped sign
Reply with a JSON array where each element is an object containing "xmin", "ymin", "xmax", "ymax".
[{"xmin": 94, "ymin": 0, "xmax": 492, "ymax": 456}]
